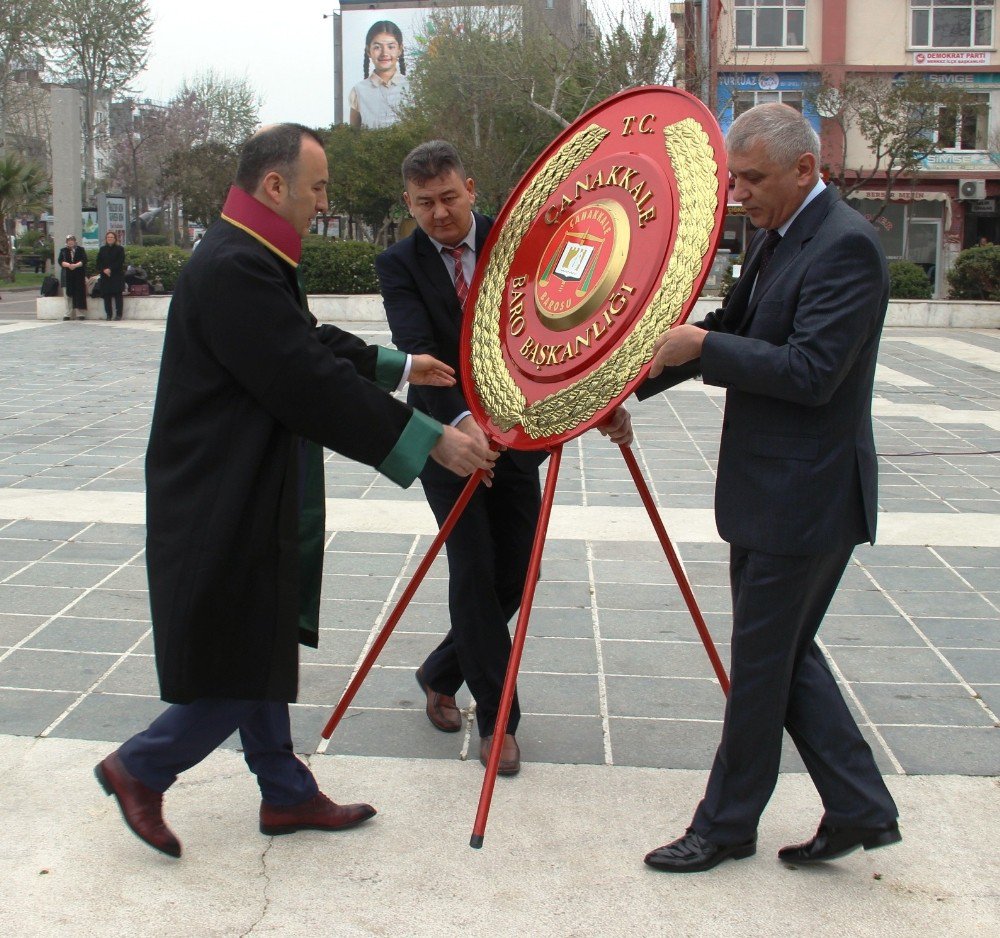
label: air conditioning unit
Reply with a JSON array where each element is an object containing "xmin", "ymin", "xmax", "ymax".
[{"xmin": 959, "ymin": 179, "xmax": 988, "ymax": 200}]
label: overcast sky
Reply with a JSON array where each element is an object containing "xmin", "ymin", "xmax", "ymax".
[{"xmin": 135, "ymin": 0, "xmax": 642, "ymax": 128}]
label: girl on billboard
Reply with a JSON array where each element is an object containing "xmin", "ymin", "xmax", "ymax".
[{"xmin": 349, "ymin": 20, "xmax": 409, "ymax": 129}]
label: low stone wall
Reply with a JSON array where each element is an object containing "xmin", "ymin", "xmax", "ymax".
[
  {"xmin": 37, "ymin": 294, "xmax": 1000, "ymax": 328},
  {"xmin": 35, "ymin": 294, "xmax": 387, "ymax": 322}
]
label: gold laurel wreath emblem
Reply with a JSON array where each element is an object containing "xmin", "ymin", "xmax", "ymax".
[{"xmin": 471, "ymin": 117, "xmax": 720, "ymax": 439}]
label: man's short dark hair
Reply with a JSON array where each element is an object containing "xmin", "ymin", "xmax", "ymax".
[
  {"xmin": 235, "ymin": 123, "xmax": 324, "ymax": 192},
  {"xmin": 401, "ymin": 140, "xmax": 466, "ymax": 187}
]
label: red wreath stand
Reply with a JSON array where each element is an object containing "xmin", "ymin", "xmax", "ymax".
[{"xmin": 323, "ymin": 85, "xmax": 731, "ymax": 847}]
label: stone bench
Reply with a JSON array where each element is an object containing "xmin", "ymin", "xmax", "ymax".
[{"xmin": 37, "ymin": 295, "xmax": 1000, "ymax": 328}]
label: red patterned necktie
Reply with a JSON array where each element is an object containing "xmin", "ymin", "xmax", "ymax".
[{"xmin": 444, "ymin": 245, "xmax": 469, "ymax": 304}]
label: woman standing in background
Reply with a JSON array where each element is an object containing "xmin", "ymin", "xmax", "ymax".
[
  {"xmin": 58, "ymin": 235, "xmax": 87, "ymax": 320},
  {"xmin": 97, "ymin": 231, "xmax": 126, "ymax": 320}
]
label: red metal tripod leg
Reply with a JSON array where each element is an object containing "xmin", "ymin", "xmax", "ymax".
[
  {"xmin": 321, "ymin": 467, "xmax": 486, "ymax": 740},
  {"xmin": 470, "ymin": 444, "xmax": 563, "ymax": 849},
  {"xmin": 619, "ymin": 444, "xmax": 730, "ymax": 695}
]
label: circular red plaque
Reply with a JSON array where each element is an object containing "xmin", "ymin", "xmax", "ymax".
[{"xmin": 461, "ymin": 86, "xmax": 727, "ymax": 451}]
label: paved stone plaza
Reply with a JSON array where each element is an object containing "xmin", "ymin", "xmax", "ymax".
[
  {"xmin": 0, "ymin": 307, "xmax": 998, "ymax": 937},
  {"xmin": 0, "ymin": 315, "xmax": 997, "ymax": 779}
]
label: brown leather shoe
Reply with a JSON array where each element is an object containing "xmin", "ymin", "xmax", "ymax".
[
  {"xmin": 415, "ymin": 666, "xmax": 462, "ymax": 732},
  {"xmin": 479, "ymin": 733, "xmax": 521, "ymax": 776},
  {"xmin": 259, "ymin": 792, "xmax": 376, "ymax": 835},
  {"xmin": 94, "ymin": 751, "xmax": 181, "ymax": 858}
]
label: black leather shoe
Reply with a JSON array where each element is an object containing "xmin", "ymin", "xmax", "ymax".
[
  {"xmin": 644, "ymin": 829, "xmax": 756, "ymax": 873},
  {"xmin": 779, "ymin": 821, "xmax": 901, "ymax": 864}
]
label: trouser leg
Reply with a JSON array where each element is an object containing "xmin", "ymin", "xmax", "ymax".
[
  {"xmin": 420, "ymin": 457, "xmax": 540, "ymax": 737},
  {"xmin": 118, "ymin": 698, "xmax": 258, "ymax": 793},
  {"xmin": 785, "ymin": 645, "xmax": 898, "ymax": 826},
  {"xmin": 238, "ymin": 701, "xmax": 319, "ymax": 806},
  {"xmin": 103, "ymin": 295, "xmax": 113, "ymax": 319},
  {"xmin": 692, "ymin": 544, "xmax": 862, "ymax": 843},
  {"xmin": 114, "ymin": 293, "xmax": 124, "ymax": 317}
]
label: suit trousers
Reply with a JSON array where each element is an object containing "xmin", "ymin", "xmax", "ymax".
[
  {"xmin": 117, "ymin": 699, "xmax": 319, "ymax": 806},
  {"xmin": 692, "ymin": 544, "xmax": 898, "ymax": 844},
  {"xmin": 419, "ymin": 453, "xmax": 541, "ymax": 737}
]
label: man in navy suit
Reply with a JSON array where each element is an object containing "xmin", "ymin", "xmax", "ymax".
[
  {"xmin": 638, "ymin": 104, "xmax": 900, "ymax": 872},
  {"xmin": 377, "ymin": 141, "xmax": 630, "ymax": 775}
]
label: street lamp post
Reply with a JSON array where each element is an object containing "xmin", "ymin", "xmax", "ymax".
[{"xmin": 323, "ymin": 8, "xmax": 344, "ymax": 125}]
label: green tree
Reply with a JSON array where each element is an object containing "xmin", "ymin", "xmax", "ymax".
[
  {"xmin": 810, "ymin": 73, "xmax": 968, "ymax": 219},
  {"xmin": 402, "ymin": 3, "xmax": 674, "ymax": 207},
  {"xmin": 0, "ymin": 0, "xmax": 53, "ymax": 153},
  {"xmin": 324, "ymin": 122, "xmax": 427, "ymax": 243},
  {"xmin": 52, "ymin": 0, "xmax": 153, "ymax": 199},
  {"xmin": 161, "ymin": 141, "xmax": 239, "ymax": 227},
  {"xmin": 0, "ymin": 153, "xmax": 49, "ymax": 279}
]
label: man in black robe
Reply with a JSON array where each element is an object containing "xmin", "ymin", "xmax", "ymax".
[{"xmin": 94, "ymin": 123, "xmax": 496, "ymax": 859}]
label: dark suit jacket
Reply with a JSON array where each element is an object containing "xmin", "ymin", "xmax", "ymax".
[
  {"xmin": 639, "ymin": 187, "xmax": 888, "ymax": 555},
  {"xmin": 376, "ymin": 212, "xmax": 543, "ymax": 477}
]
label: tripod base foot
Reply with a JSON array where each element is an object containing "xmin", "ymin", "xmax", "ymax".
[{"xmin": 470, "ymin": 834, "xmax": 484, "ymax": 849}]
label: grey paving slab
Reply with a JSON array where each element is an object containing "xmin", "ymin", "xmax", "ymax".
[
  {"xmin": 0, "ymin": 688, "xmax": 78, "ymax": 735},
  {"xmin": 44, "ymin": 691, "xmax": 166, "ymax": 742},
  {"xmin": 914, "ymin": 616, "xmax": 1000, "ymax": 648},
  {"xmin": 3, "ymin": 561, "xmax": 119, "ymax": 588},
  {"xmin": 603, "ymin": 639, "xmax": 731, "ymax": 679},
  {"xmin": 941, "ymin": 648, "xmax": 1000, "ymax": 685},
  {"xmin": 608, "ymin": 717, "xmax": 721, "ymax": 769},
  {"xmin": 831, "ymin": 646, "xmax": 963, "ymax": 684},
  {"xmin": 851, "ymin": 682, "xmax": 994, "ymax": 727},
  {"xmin": 879, "ymin": 726, "xmax": 1000, "ymax": 776},
  {"xmin": 0, "ymin": 647, "xmax": 118, "ymax": 692},
  {"xmin": 0, "ymin": 613, "xmax": 47, "ymax": 646},
  {"xmin": 821, "ymin": 614, "xmax": 925, "ymax": 646},
  {"xmin": 23, "ymin": 616, "xmax": 149, "ymax": 653}
]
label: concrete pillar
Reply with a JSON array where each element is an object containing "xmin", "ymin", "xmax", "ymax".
[{"xmin": 49, "ymin": 87, "xmax": 82, "ymax": 267}]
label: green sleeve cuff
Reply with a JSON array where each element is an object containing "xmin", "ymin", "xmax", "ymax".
[
  {"xmin": 375, "ymin": 346, "xmax": 407, "ymax": 391},
  {"xmin": 377, "ymin": 409, "xmax": 443, "ymax": 488}
]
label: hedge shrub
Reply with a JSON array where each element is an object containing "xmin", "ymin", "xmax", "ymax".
[
  {"xmin": 95, "ymin": 238, "xmax": 385, "ymax": 294},
  {"xmin": 298, "ymin": 237, "xmax": 382, "ymax": 295},
  {"xmin": 123, "ymin": 246, "xmax": 189, "ymax": 292},
  {"xmin": 947, "ymin": 244, "xmax": 1000, "ymax": 300},
  {"xmin": 888, "ymin": 260, "xmax": 932, "ymax": 299}
]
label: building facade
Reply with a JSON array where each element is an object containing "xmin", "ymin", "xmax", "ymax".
[{"xmin": 703, "ymin": 0, "xmax": 1000, "ymax": 297}]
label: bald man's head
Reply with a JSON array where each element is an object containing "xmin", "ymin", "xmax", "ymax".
[{"xmin": 235, "ymin": 123, "xmax": 324, "ymax": 194}]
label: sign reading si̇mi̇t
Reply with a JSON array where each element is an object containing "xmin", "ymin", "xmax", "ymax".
[{"xmin": 460, "ymin": 86, "xmax": 727, "ymax": 450}]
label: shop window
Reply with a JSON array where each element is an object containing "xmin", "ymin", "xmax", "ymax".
[
  {"xmin": 911, "ymin": 0, "xmax": 994, "ymax": 49},
  {"xmin": 732, "ymin": 90, "xmax": 803, "ymax": 119},
  {"xmin": 735, "ymin": 1, "xmax": 806, "ymax": 49},
  {"xmin": 937, "ymin": 94, "xmax": 989, "ymax": 150}
]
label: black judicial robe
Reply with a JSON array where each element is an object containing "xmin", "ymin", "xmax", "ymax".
[{"xmin": 145, "ymin": 186, "xmax": 441, "ymax": 704}]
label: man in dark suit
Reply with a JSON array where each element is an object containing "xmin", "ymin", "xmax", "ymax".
[
  {"xmin": 94, "ymin": 124, "xmax": 496, "ymax": 859},
  {"xmin": 377, "ymin": 140, "xmax": 631, "ymax": 776},
  {"xmin": 638, "ymin": 104, "xmax": 899, "ymax": 873}
]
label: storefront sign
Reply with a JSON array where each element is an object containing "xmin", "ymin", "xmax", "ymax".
[
  {"xmin": 924, "ymin": 151, "xmax": 995, "ymax": 170},
  {"xmin": 914, "ymin": 51, "xmax": 988, "ymax": 67}
]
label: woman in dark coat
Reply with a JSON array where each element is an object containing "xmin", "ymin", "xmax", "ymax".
[
  {"xmin": 58, "ymin": 235, "xmax": 87, "ymax": 320},
  {"xmin": 96, "ymin": 231, "xmax": 126, "ymax": 320}
]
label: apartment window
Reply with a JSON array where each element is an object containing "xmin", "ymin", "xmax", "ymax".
[
  {"xmin": 937, "ymin": 93, "xmax": 989, "ymax": 149},
  {"xmin": 733, "ymin": 90, "xmax": 804, "ymax": 119},
  {"xmin": 911, "ymin": 0, "xmax": 994, "ymax": 48},
  {"xmin": 735, "ymin": 1, "xmax": 806, "ymax": 48}
]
